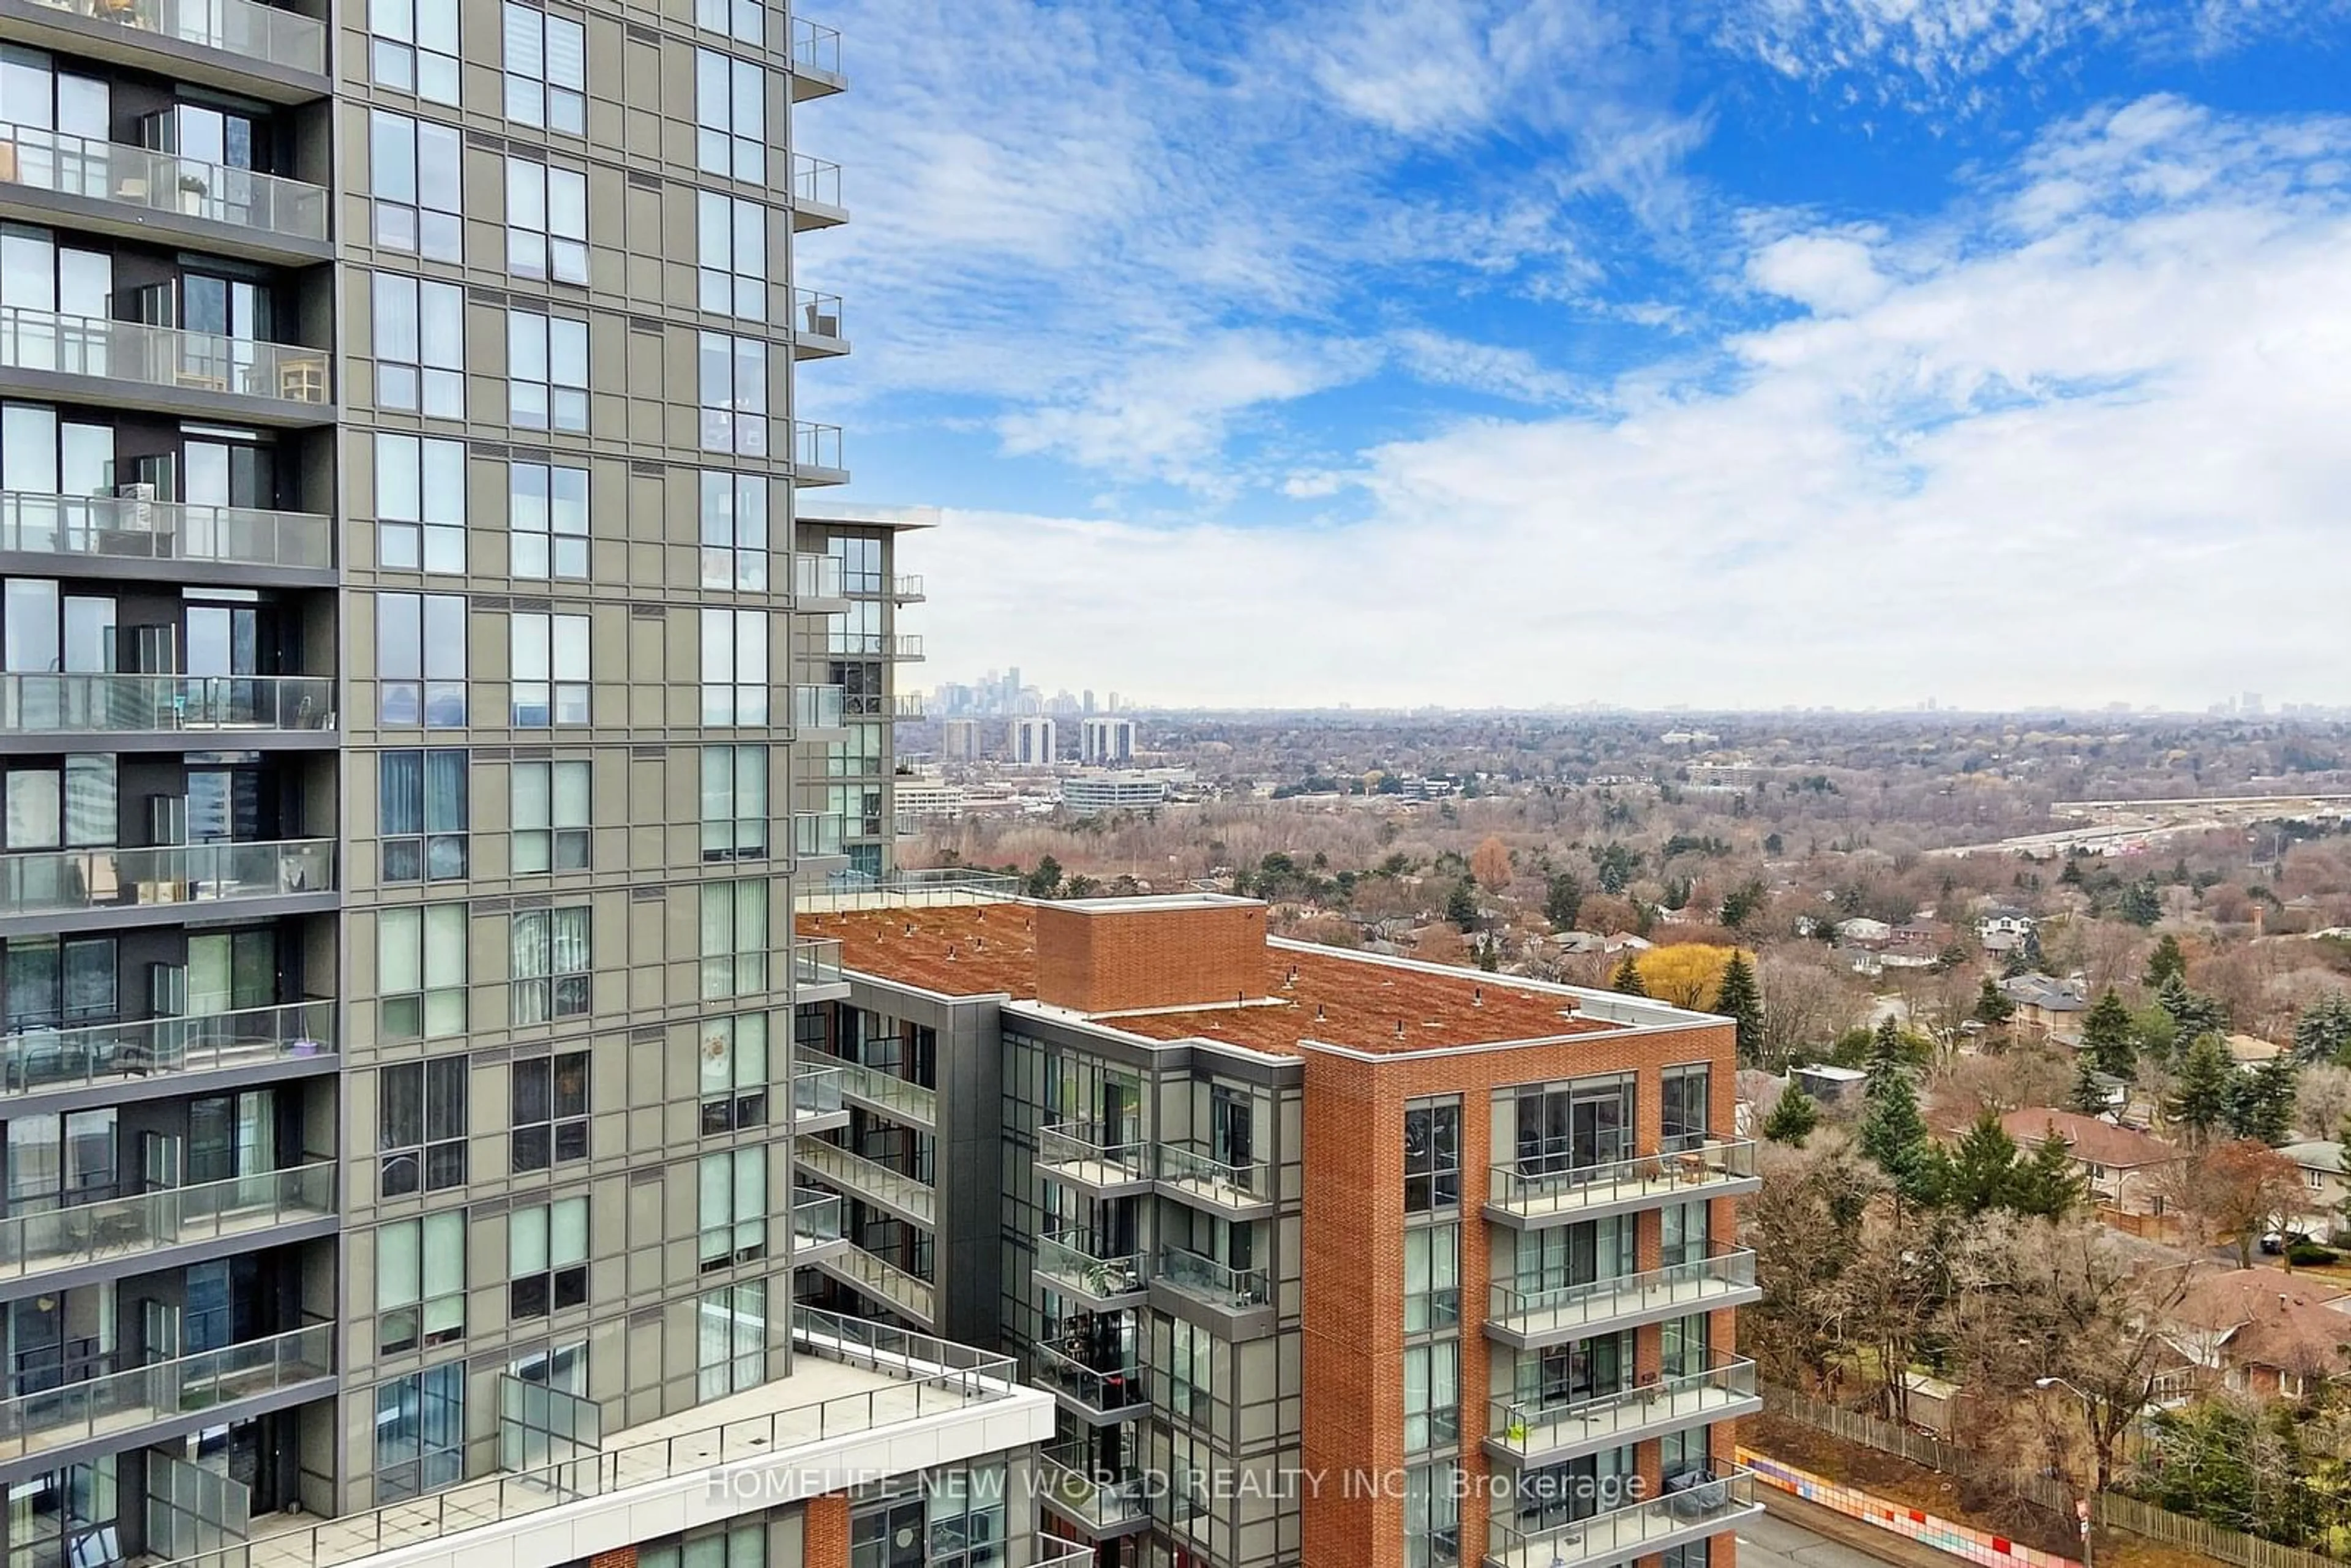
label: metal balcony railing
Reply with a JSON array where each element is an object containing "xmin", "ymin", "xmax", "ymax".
[
  {"xmin": 1487, "ymin": 1138, "xmax": 1759, "ymax": 1221},
  {"xmin": 1156, "ymin": 1246, "xmax": 1270, "ymax": 1311},
  {"xmin": 1037, "ymin": 1121, "xmax": 1152, "ymax": 1189},
  {"xmin": 0, "ymin": 673, "xmax": 334, "ymax": 735},
  {"xmin": 790, "ymin": 1190, "xmax": 842, "ymax": 1247},
  {"xmin": 887, "ymin": 574, "xmax": 925, "ymax": 601},
  {"xmin": 790, "ymin": 15, "xmax": 841, "ymax": 75},
  {"xmin": 1, "ymin": 999, "xmax": 331, "ymax": 1100},
  {"xmin": 1487, "ymin": 1248, "xmax": 1758, "ymax": 1341},
  {"xmin": 792, "ymin": 1139, "xmax": 934, "ymax": 1228},
  {"xmin": 51, "ymin": 0, "xmax": 326, "ymax": 76},
  {"xmin": 890, "ymin": 692, "xmax": 926, "ymax": 719},
  {"xmin": 792, "ymin": 419, "xmax": 844, "ymax": 472},
  {"xmin": 0, "ymin": 306, "xmax": 330, "ymax": 405},
  {"xmin": 1030, "ymin": 1341, "xmax": 1146, "ymax": 1416},
  {"xmin": 1487, "ymin": 1357, "xmax": 1759, "ymax": 1463},
  {"xmin": 793, "ymin": 937, "xmax": 845, "ymax": 990},
  {"xmin": 831, "ymin": 1058, "xmax": 935, "ymax": 1128},
  {"xmin": 1485, "ymin": 1467, "xmax": 1757, "ymax": 1568},
  {"xmin": 0, "ymin": 1164, "xmax": 335, "ymax": 1283},
  {"xmin": 0, "ymin": 490, "xmax": 331, "ymax": 570},
  {"xmin": 793, "ymin": 551, "xmax": 845, "ymax": 601},
  {"xmin": 792, "ymin": 153, "xmax": 842, "ymax": 210},
  {"xmin": 1040, "ymin": 1449, "xmax": 1149, "ymax": 1532},
  {"xmin": 0, "ymin": 124, "xmax": 328, "ymax": 241},
  {"xmin": 1035, "ymin": 1231, "xmax": 1147, "ymax": 1300},
  {"xmin": 0, "ymin": 1322, "xmax": 331, "ymax": 1461},
  {"xmin": 792, "ymin": 287, "xmax": 844, "ymax": 340},
  {"xmin": 0, "ymin": 838, "xmax": 332, "ymax": 917}
]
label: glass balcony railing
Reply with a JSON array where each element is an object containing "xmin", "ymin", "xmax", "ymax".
[
  {"xmin": 792, "ymin": 419, "xmax": 845, "ymax": 472},
  {"xmin": 790, "ymin": 1190, "xmax": 843, "ymax": 1248},
  {"xmin": 890, "ymin": 692, "xmax": 926, "ymax": 719},
  {"xmin": 0, "ymin": 124, "xmax": 328, "ymax": 242},
  {"xmin": 831, "ymin": 1058, "xmax": 935, "ymax": 1128},
  {"xmin": 1035, "ymin": 1231, "xmax": 1147, "ymax": 1301},
  {"xmin": 1487, "ymin": 1468, "xmax": 1757, "ymax": 1568},
  {"xmin": 792, "ymin": 153, "xmax": 843, "ymax": 211},
  {"xmin": 0, "ymin": 306, "xmax": 331, "ymax": 405},
  {"xmin": 888, "ymin": 574, "xmax": 926, "ymax": 601},
  {"xmin": 1030, "ymin": 1341, "xmax": 1146, "ymax": 1416},
  {"xmin": 821, "ymin": 1239, "xmax": 934, "ymax": 1323},
  {"xmin": 1, "ymin": 999, "xmax": 331, "ymax": 1100},
  {"xmin": 1157, "ymin": 1246, "xmax": 1270, "ymax": 1311},
  {"xmin": 40, "ymin": 0, "xmax": 327, "ymax": 77},
  {"xmin": 790, "ymin": 15, "xmax": 842, "ymax": 76},
  {"xmin": 792, "ymin": 287, "xmax": 844, "ymax": 340},
  {"xmin": 0, "ymin": 673, "xmax": 334, "ymax": 735},
  {"xmin": 0, "ymin": 838, "xmax": 332, "ymax": 917},
  {"xmin": 1487, "ymin": 1249, "xmax": 1758, "ymax": 1342},
  {"xmin": 791, "ymin": 1061, "xmax": 844, "ymax": 1119},
  {"xmin": 1487, "ymin": 1139, "xmax": 1758, "ymax": 1221},
  {"xmin": 0, "ymin": 490, "xmax": 331, "ymax": 570},
  {"xmin": 1157, "ymin": 1141, "xmax": 1272, "ymax": 1210},
  {"xmin": 1488, "ymin": 1357, "xmax": 1759, "ymax": 1463},
  {"xmin": 793, "ymin": 937, "xmax": 844, "ymax": 989},
  {"xmin": 792, "ymin": 1138, "xmax": 935, "ymax": 1228},
  {"xmin": 1037, "ymin": 1121, "xmax": 1152, "ymax": 1190},
  {"xmin": 0, "ymin": 1163, "xmax": 335, "ymax": 1284},
  {"xmin": 792, "ymin": 550, "xmax": 845, "ymax": 601},
  {"xmin": 793, "ymin": 812, "xmax": 848, "ymax": 859},
  {"xmin": 0, "ymin": 1322, "xmax": 331, "ymax": 1462},
  {"xmin": 1040, "ymin": 1449, "xmax": 1149, "ymax": 1534},
  {"xmin": 793, "ymin": 683, "xmax": 844, "ymax": 732}
]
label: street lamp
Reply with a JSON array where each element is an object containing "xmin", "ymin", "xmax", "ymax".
[{"xmin": 2035, "ymin": 1377, "xmax": 2096, "ymax": 1568}]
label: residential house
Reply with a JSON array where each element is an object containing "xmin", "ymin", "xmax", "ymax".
[
  {"xmin": 2225, "ymin": 1033, "xmax": 2289, "ymax": 1068},
  {"xmin": 1838, "ymin": 917, "xmax": 1895, "ymax": 945},
  {"xmin": 1999, "ymin": 1108, "xmax": 2185, "ymax": 1217},
  {"xmin": 2167, "ymin": 1270, "xmax": 2351, "ymax": 1400},
  {"xmin": 2282, "ymin": 1141, "xmax": 2349, "ymax": 1239},
  {"xmin": 1977, "ymin": 907, "xmax": 2038, "ymax": 955},
  {"xmin": 1794, "ymin": 1063, "xmax": 1870, "ymax": 1108},
  {"xmin": 1999, "ymin": 974, "xmax": 2091, "ymax": 1038}
]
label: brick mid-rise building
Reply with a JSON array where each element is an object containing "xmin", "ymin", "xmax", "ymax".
[{"xmin": 792, "ymin": 888, "xmax": 1763, "ymax": 1568}]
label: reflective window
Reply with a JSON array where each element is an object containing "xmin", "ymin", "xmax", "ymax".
[
  {"xmin": 506, "ymin": 159, "xmax": 587, "ymax": 285},
  {"xmin": 372, "ymin": 274, "xmax": 464, "ymax": 418},
  {"xmin": 503, "ymin": 3, "xmax": 586, "ymax": 135},
  {"xmin": 375, "ymin": 433, "xmax": 466, "ymax": 573},
  {"xmin": 369, "ymin": 111, "xmax": 462, "ymax": 260}
]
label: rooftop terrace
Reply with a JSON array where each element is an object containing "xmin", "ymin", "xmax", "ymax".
[{"xmin": 801, "ymin": 900, "xmax": 1644, "ymax": 1057}]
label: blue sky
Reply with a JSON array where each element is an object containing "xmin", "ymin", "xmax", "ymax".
[{"xmin": 798, "ymin": 0, "xmax": 2351, "ymax": 710}]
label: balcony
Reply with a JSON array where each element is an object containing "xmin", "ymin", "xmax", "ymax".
[
  {"xmin": 0, "ymin": 673, "xmax": 335, "ymax": 746},
  {"xmin": 1, "ymin": 999, "xmax": 331, "ymax": 1101},
  {"xmin": 0, "ymin": 126, "xmax": 329, "ymax": 261},
  {"xmin": 792, "ymin": 419, "xmax": 848, "ymax": 484},
  {"xmin": 0, "ymin": 0, "xmax": 328, "ymax": 100},
  {"xmin": 828, "ymin": 632, "xmax": 924, "ymax": 662},
  {"xmin": 790, "ymin": 153, "xmax": 847, "ymax": 230},
  {"xmin": 792, "ymin": 1061, "xmax": 849, "ymax": 1133},
  {"xmin": 0, "ymin": 306, "xmax": 331, "ymax": 425},
  {"xmin": 792, "ymin": 549, "xmax": 849, "ymax": 609},
  {"xmin": 793, "ymin": 682, "xmax": 847, "ymax": 736},
  {"xmin": 1484, "ymin": 1357, "xmax": 1762, "ymax": 1468},
  {"xmin": 1156, "ymin": 1141, "xmax": 1275, "ymax": 1218},
  {"xmin": 1483, "ymin": 1467, "xmax": 1760, "ymax": 1568},
  {"xmin": 791, "ymin": 1138, "xmax": 935, "ymax": 1229},
  {"xmin": 794, "ymin": 936, "xmax": 849, "ymax": 1000},
  {"xmin": 0, "ymin": 1322, "xmax": 332, "ymax": 1469},
  {"xmin": 1484, "ymin": 1139, "xmax": 1761, "ymax": 1229},
  {"xmin": 0, "ymin": 491, "xmax": 331, "ymax": 577},
  {"xmin": 1036, "ymin": 1121, "xmax": 1153, "ymax": 1198},
  {"xmin": 792, "ymin": 287, "xmax": 846, "ymax": 359},
  {"xmin": 0, "ymin": 838, "xmax": 334, "ymax": 928},
  {"xmin": 890, "ymin": 692, "xmax": 926, "ymax": 720},
  {"xmin": 831, "ymin": 1058, "xmax": 936, "ymax": 1131},
  {"xmin": 789, "ymin": 15, "xmax": 845, "ymax": 99},
  {"xmin": 1155, "ymin": 1246, "xmax": 1270, "ymax": 1314},
  {"xmin": 1040, "ymin": 1449, "xmax": 1150, "ymax": 1538},
  {"xmin": 887, "ymin": 573, "xmax": 926, "ymax": 602},
  {"xmin": 1035, "ymin": 1230, "xmax": 1148, "ymax": 1310},
  {"xmin": 790, "ymin": 1190, "xmax": 847, "ymax": 1265},
  {"xmin": 793, "ymin": 811, "xmax": 850, "ymax": 863},
  {"xmin": 808, "ymin": 1239, "xmax": 934, "ymax": 1327},
  {"xmin": 0, "ymin": 1163, "xmax": 336, "ymax": 1289},
  {"xmin": 1485, "ymin": 1248, "xmax": 1761, "ymax": 1351},
  {"xmin": 1030, "ymin": 1340, "xmax": 1146, "ymax": 1424}
]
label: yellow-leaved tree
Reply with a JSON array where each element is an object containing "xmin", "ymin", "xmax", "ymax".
[{"xmin": 1632, "ymin": 943, "xmax": 1749, "ymax": 1010}]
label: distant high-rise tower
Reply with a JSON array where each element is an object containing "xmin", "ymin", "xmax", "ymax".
[
  {"xmin": 1082, "ymin": 688, "xmax": 1096, "ymax": 713},
  {"xmin": 1080, "ymin": 715, "xmax": 1137, "ymax": 767},
  {"xmin": 1010, "ymin": 716, "xmax": 1059, "ymax": 766}
]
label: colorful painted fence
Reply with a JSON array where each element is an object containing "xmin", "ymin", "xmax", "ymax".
[{"xmin": 1736, "ymin": 1448, "xmax": 2084, "ymax": 1568}]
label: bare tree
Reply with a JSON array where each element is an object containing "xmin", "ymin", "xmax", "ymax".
[
  {"xmin": 2157, "ymin": 1139, "xmax": 2305, "ymax": 1268},
  {"xmin": 2297, "ymin": 1063, "xmax": 2351, "ymax": 1141}
]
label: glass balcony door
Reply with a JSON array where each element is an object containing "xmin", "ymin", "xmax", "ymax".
[{"xmin": 0, "ymin": 224, "xmax": 113, "ymax": 375}]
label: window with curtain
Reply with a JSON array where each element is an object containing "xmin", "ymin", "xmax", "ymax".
[
  {"xmin": 501, "ymin": 2, "xmax": 585, "ymax": 133},
  {"xmin": 508, "ymin": 462, "xmax": 588, "ymax": 579},
  {"xmin": 378, "ymin": 1054, "xmax": 466, "ymax": 1196},
  {"xmin": 697, "ymin": 1147, "xmax": 764, "ymax": 1271},
  {"xmin": 510, "ymin": 610, "xmax": 589, "ymax": 726},
  {"xmin": 1404, "ymin": 1340, "xmax": 1458, "ymax": 1454},
  {"xmin": 377, "ymin": 1209, "xmax": 465, "ymax": 1353},
  {"xmin": 379, "ymin": 904, "xmax": 468, "ymax": 1042},
  {"xmin": 511, "ymin": 759, "xmax": 590, "ymax": 872},
  {"xmin": 699, "ymin": 745, "xmax": 765, "ymax": 861},
  {"xmin": 695, "ymin": 1281, "xmax": 766, "ymax": 1401},
  {"xmin": 697, "ymin": 1013, "xmax": 766, "ymax": 1133},
  {"xmin": 699, "ymin": 608, "xmax": 765, "ymax": 724},
  {"xmin": 378, "ymin": 748, "xmax": 468, "ymax": 882},
  {"xmin": 1404, "ymin": 1222, "xmax": 1459, "ymax": 1334},
  {"xmin": 506, "ymin": 309, "xmax": 588, "ymax": 432},
  {"xmin": 509, "ymin": 1195, "xmax": 588, "ymax": 1318},
  {"xmin": 504, "ymin": 157, "xmax": 587, "ymax": 283},
  {"xmin": 510, "ymin": 907, "xmax": 589, "ymax": 1024},
  {"xmin": 511, "ymin": 1051, "xmax": 588, "ymax": 1170},
  {"xmin": 1404, "ymin": 1461, "xmax": 1462, "ymax": 1568},
  {"xmin": 699, "ymin": 879, "xmax": 766, "ymax": 999}
]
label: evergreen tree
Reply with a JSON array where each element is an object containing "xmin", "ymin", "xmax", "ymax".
[
  {"xmin": 1974, "ymin": 977, "xmax": 2017, "ymax": 1028},
  {"xmin": 2157, "ymin": 972, "xmax": 2230, "ymax": 1041},
  {"xmin": 1608, "ymin": 955, "xmax": 1648, "ymax": 997},
  {"xmin": 2145, "ymin": 933, "xmax": 2188, "ymax": 989},
  {"xmin": 1940, "ymin": 1111, "xmax": 2023, "ymax": 1216},
  {"xmin": 1543, "ymin": 872, "xmax": 1585, "ymax": 932},
  {"xmin": 2008, "ymin": 1133, "xmax": 2089, "ymax": 1218},
  {"xmin": 2118, "ymin": 878, "xmax": 2164, "ymax": 927},
  {"xmin": 1024, "ymin": 855, "xmax": 1063, "ymax": 899},
  {"xmin": 1761, "ymin": 1088, "xmax": 1820, "ymax": 1147},
  {"xmin": 2224, "ymin": 1054, "xmax": 2298, "ymax": 1144},
  {"xmin": 1445, "ymin": 879, "xmax": 1480, "ymax": 932},
  {"xmin": 2168, "ymin": 1033, "xmax": 2236, "ymax": 1141},
  {"xmin": 1714, "ymin": 953, "xmax": 1765, "ymax": 1066},
  {"xmin": 2068, "ymin": 1055, "xmax": 2110, "ymax": 1116},
  {"xmin": 1859, "ymin": 1049, "xmax": 1937, "ymax": 1204},
  {"xmin": 2292, "ymin": 991, "xmax": 2351, "ymax": 1065},
  {"xmin": 2081, "ymin": 988, "xmax": 2139, "ymax": 1079}
]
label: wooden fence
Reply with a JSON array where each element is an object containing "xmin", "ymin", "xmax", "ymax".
[{"xmin": 1758, "ymin": 1384, "xmax": 2340, "ymax": 1568}]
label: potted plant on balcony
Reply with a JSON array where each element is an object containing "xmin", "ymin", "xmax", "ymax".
[{"xmin": 1083, "ymin": 1258, "xmax": 1134, "ymax": 1297}]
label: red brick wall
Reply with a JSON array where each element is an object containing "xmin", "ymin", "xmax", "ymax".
[
  {"xmin": 1299, "ymin": 1018, "xmax": 1744, "ymax": 1568},
  {"xmin": 1033, "ymin": 900, "xmax": 1267, "ymax": 1013},
  {"xmin": 588, "ymin": 1551, "xmax": 636, "ymax": 1568},
  {"xmin": 803, "ymin": 1491, "xmax": 852, "ymax": 1568}
]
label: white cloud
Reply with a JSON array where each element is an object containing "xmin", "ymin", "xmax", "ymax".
[
  {"xmin": 1389, "ymin": 329, "xmax": 1589, "ymax": 404},
  {"xmin": 902, "ymin": 98, "xmax": 2351, "ymax": 710}
]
